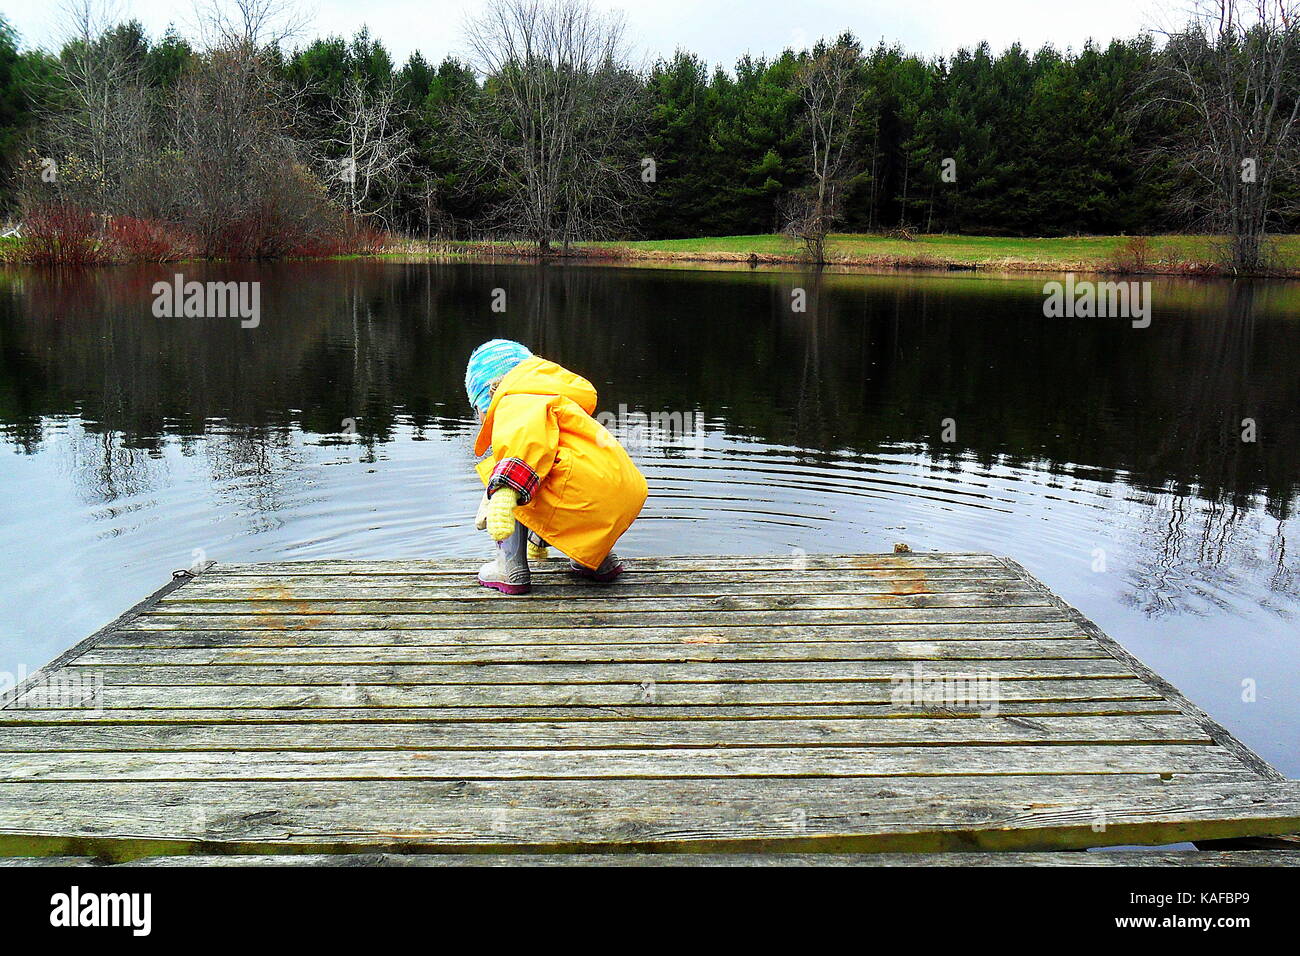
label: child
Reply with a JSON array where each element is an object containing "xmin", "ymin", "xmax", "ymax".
[{"xmin": 465, "ymin": 339, "xmax": 648, "ymax": 595}]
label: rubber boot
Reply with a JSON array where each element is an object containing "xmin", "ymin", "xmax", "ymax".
[
  {"xmin": 526, "ymin": 530, "xmax": 550, "ymax": 562},
  {"xmin": 569, "ymin": 551, "xmax": 624, "ymax": 582},
  {"xmin": 478, "ymin": 522, "xmax": 531, "ymax": 595}
]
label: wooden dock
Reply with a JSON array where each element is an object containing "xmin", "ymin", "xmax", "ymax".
[{"xmin": 1, "ymin": 553, "xmax": 1297, "ymax": 863}]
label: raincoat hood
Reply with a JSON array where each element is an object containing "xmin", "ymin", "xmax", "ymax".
[{"xmin": 474, "ymin": 356, "xmax": 598, "ymax": 456}]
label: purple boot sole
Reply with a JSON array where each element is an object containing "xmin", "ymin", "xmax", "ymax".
[{"xmin": 478, "ymin": 578, "xmax": 531, "ymax": 595}]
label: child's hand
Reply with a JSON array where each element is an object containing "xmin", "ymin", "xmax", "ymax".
[
  {"xmin": 474, "ymin": 493, "xmax": 489, "ymax": 531},
  {"xmin": 485, "ymin": 487, "xmax": 519, "ymax": 541}
]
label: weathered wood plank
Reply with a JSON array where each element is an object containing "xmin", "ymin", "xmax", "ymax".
[
  {"xmin": 0, "ymin": 744, "xmax": 1251, "ymax": 782},
  {"xmin": 9, "ymin": 677, "xmax": 1164, "ymax": 710},
  {"xmin": 150, "ymin": 592, "xmax": 1053, "ymax": 616},
  {"xmin": 122, "ymin": 606, "xmax": 1075, "ymax": 630},
  {"xmin": 63, "ymin": 658, "xmax": 1136, "ymax": 686},
  {"xmin": 212, "ymin": 554, "xmax": 1007, "ymax": 575},
  {"xmin": 0, "ymin": 700, "xmax": 1186, "ymax": 724},
  {"xmin": 178, "ymin": 575, "xmax": 1027, "ymax": 600},
  {"xmin": 0, "ymin": 714, "xmax": 1214, "ymax": 752},
  {"xmin": 209, "ymin": 564, "xmax": 1020, "ymax": 578},
  {"xmin": 0, "ymin": 779, "xmax": 1296, "ymax": 859},
  {"xmin": 98, "ymin": 621, "xmax": 1088, "ymax": 646},
  {"xmin": 74, "ymin": 639, "xmax": 1111, "ymax": 666},
  {"xmin": 0, "ymin": 774, "xmax": 1253, "ymax": 813},
  {"xmin": 189, "ymin": 567, "xmax": 1025, "ymax": 589}
]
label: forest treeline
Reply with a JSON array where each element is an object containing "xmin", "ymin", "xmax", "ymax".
[{"xmin": 0, "ymin": 0, "xmax": 1297, "ymax": 263}]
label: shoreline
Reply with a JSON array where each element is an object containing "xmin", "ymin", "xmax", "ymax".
[
  {"xmin": 7, "ymin": 232, "xmax": 1300, "ymax": 279},
  {"xmin": 425, "ymin": 233, "xmax": 1300, "ymax": 279}
]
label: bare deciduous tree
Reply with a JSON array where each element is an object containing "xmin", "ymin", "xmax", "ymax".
[
  {"xmin": 33, "ymin": 0, "xmax": 157, "ymax": 214},
  {"xmin": 456, "ymin": 0, "xmax": 643, "ymax": 252},
  {"xmin": 168, "ymin": 0, "xmax": 333, "ymax": 255},
  {"xmin": 194, "ymin": 0, "xmax": 306, "ymax": 51},
  {"xmin": 329, "ymin": 78, "xmax": 414, "ymax": 225},
  {"xmin": 1145, "ymin": 0, "xmax": 1300, "ymax": 273},
  {"xmin": 783, "ymin": 37, "xmax": 863, "ymax": 265}
]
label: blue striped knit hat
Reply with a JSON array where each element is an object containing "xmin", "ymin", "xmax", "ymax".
[{"xmin": 465, "ymin": 339, "xmax": 533, "ymax": 414}]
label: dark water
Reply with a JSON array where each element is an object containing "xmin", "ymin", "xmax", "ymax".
[{"xmin": 1, "ymin": 261, "xmax": 1297, "ymax": 773}]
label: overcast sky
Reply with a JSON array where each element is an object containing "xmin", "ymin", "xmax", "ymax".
[{"xmin": 7, "ymin": 0, "xmax": 1171, "ymax": 67}]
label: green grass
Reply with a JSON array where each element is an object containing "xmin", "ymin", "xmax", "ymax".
[{"xmin": 603, "ymin": 233, "xmax": 1300, "ymax": 272}]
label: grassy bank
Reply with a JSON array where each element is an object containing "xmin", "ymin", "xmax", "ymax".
[
  {"xmin": 575, "ymin": 233, "xmax": 1300, "ymax": 275},
  {"xmin": 9, "ymin": 230, "xmax": 1300, "ymax": 276}
]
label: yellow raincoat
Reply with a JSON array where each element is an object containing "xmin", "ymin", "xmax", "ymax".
[{"xmin": 474, "ymin": 356, "xmax": 648, "ymax": 569}]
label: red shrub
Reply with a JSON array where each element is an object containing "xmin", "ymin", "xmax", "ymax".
[
  {"xmin": 21, "ymin": 203, "xmax": 104, "ymax": 266},
  {"xmin": 106, "ymin": 216, "xmax": 197, "ymax": 262},
  {"xmin": 22, "ymin": 200, "xmax": 385, "ymax": 265}
]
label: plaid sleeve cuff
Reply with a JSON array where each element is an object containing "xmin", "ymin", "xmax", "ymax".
[{"xmin": 487, "ymin": 458, "xmax": 540, "ymax": 505}]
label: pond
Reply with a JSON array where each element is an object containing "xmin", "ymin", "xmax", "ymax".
[{"xmin": 1, "ymin": 260, "xmax": 1297, "ymax": 774}]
